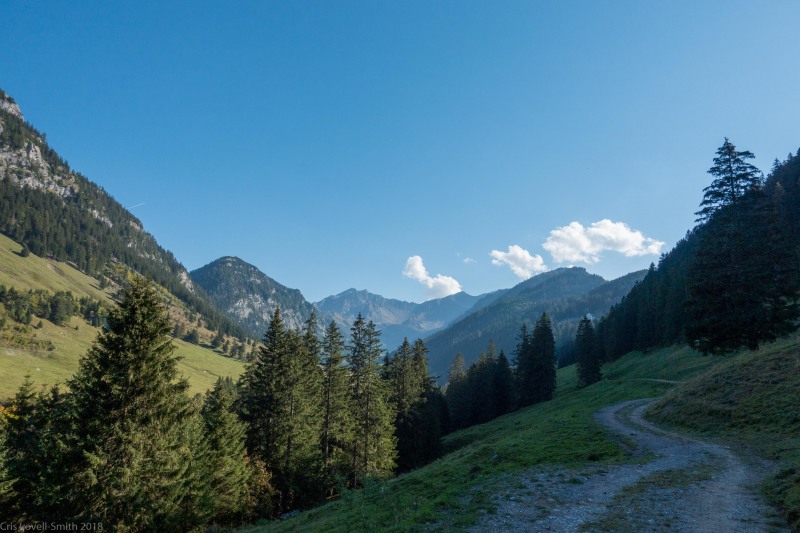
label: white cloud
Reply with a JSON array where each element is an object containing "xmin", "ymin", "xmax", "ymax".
[
  {"xmin": 543, "ymin": 219, "xmax": 665, "ymax": 263},
  {"xmin": 402, "ymin": 256, "xmax": 462, "ymax": 299},
  {"xmin": 490, "ymin": 245, "xmax": 548, "ymax": 279},
  {"xmin": 463, "ymin": 257, "xmax": 476, "ymax": 264}
]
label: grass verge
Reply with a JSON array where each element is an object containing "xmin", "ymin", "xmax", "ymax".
[{"xmin": 648, "ymin": 336, "xmax": 800, "ymax": 529}]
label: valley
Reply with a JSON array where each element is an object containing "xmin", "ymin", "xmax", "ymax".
[{"xmin": 2, "ymin": 7, "xmax": 800, "ymax": 527}]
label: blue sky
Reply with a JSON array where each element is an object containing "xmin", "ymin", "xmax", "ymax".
[{"xmin": 2, "ymin": 1, "xmax": 799, "ymax": 302}]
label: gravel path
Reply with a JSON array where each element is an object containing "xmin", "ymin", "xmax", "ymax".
[{"xmin": 471, "ymin": 398, "xmax": 787, "ymax": 532}]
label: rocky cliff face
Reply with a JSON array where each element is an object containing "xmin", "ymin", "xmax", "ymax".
[
  {"xmin": 0, "ymin": 92, "xmax": 23, "ymax": 120},
  {"xmin": 0, "ymin": 89, "xmax": 259, "ymax": 337}
]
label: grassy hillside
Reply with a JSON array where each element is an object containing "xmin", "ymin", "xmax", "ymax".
[
  {"xmin": 0, "ymin": 232, "xmax": 112, "ymax": 302},
  {"xmin": 0, "ymin": 232, "xmax": 244, "ymax": 400},
  {"xmin": 649, "ymin": 336, "xmax": 800, "ymax": 528},
  {"xmin": 243, "ymin": 347, "xmax": 716, "ymax": 532}
]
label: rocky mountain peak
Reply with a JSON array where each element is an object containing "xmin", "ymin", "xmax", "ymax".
[{"xmin": 0, "ymin": 90, "xmax": 24, "ymax": 121}]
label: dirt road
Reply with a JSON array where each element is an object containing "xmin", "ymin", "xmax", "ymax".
[{"xmin": 471, "ymin": 398, "xmax": 787, "ymax": 532}]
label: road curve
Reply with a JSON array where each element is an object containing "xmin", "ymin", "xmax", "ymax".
[{"xmin": 472, "ymin": 398, "xmax": 786, "ymax": 532}]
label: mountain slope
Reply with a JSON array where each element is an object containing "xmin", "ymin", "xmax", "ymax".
[
  {"xmin": 0, "ymin": 88, "xmax": 242, "ymax": 338},
  {"xmin": 315, "ymin": 289, "xmax": 484, "ymax": 349},
  {"xmin": 0, "ymin": 232, "xmax": 244, "ymax": 399},
  {"xmin": 424, "ymin": 267, "xmax": 647, "ymax": 381},
  {"xmin": 190, "ymin": 256, "xmax": 318, "ymax": 337}
]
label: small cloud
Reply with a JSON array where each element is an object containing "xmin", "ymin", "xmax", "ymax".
[
  {"xmin": 490, "ymin": 245, "xmax": 547, "ymax": 279},
  {"xmin": 463, "ymin": 257, "xmax": 476, "ymax": 264},
  {"xmin": 543, "ymin": 219, "xmax": 665, "ymax": 263},
  {"xmin": 403, "ymin": 256, "xmax": 462, "ymax": 299}
]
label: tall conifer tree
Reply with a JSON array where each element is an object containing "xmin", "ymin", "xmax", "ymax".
[
  {"xmin": 347, "ymin": 315, "xmax": 396, "ymax": 484},
  {"xmin": 239, "ymin": 306, "xmax": 322, "ymax": 510},
  {"xmin": 66, "ymin": 276, "xmax": 204, "ymax": 530},
  {"xmin": 319, "ymin": 320, "xmax": 353, "ymax": 491},
  {"xmin": 200, "ymin": 378, "xmax": 251, "ymax": 525},
  {"xmin": 530, "ymin": 313, "xmax": 557, "ymax": 403},
  {"xmin": 576, "ymin": 316, "xmax": 601, "ymax": 386}
]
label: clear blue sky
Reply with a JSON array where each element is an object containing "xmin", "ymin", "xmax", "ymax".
[{"xmin": 2, "ymin": 1, "xmax": 799, "ymax": 302}]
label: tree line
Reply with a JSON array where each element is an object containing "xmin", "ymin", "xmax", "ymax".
[
  {"xmin": 0, "ymin": 284, "xmax": 106, "ymax": 328},
  {"xmin": 596, "ymin": 140, "xmax": 800, "ymax": 360},
  {"xmin": 0, "ymin": 276, "xmax": 447, "ymax": 530}
]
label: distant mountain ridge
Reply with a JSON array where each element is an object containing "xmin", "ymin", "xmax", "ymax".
[
  {"xmin": 423, "ymin": 267, "xmax": 648, "ymax": 382},
  {"xmin": 315, "ymin": 289, "xmax": 490, "ymax": 349}
]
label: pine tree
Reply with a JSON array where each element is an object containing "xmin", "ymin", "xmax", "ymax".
[
  {"xmin": 447, "ymin": 352, "xmax": 466, "ymax": 383},
  {"xmin": 66, "ymin": 275, "xmax": 204, "ymax": 530},
  {"xmin": 1, "ymin": 376, "xmax": 40, "ymax": 520},
  {"xmin": 530, "ymin": 313, "xmax": 557, "ymax": 402},
  {"xmin": 576, "ymin": 316, "xmax": 601, "ymax": 386},
  {"xmin": 687, "ymin": 140, "xmax": 799, "ymax": 354},
  {"xmin": 239, "ymin": 306, "xmax": 322, "ymax": 511},
  {"xmin": 211, "ymin": 330, "xmax": 225, "ymax": 349},
  {"xmin": 445, "ymin": 353, "xmax": 469, "ymax": 430},
  {"xmin": 493, "ymin": 350, "xmax": 514, "ymax": 416},
  {"xmin": 319, "ymin": 321, "xmax": 354, "ymax": 492},
  {"xmin": 387, "ymin": 338, "xmax": 434, "ymax": 472},
  {"xmin": 200, "ymin": 378, "xmax": 251, "ymax": 525},
  {"xmin": 513, "ymin": 323, "xmax": 535, "ymax": 407},
  {"xmin": 347, "ymin": 314, "xmax": 396, "ymax": 485},
  {"xmin": 695, "ymin": 138, "xmax": 763, "ymax": 223}
]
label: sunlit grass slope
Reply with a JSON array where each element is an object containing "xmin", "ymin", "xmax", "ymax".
[
  {"xmin": 0, "ymin": 232, "xmax": 112, "ymax": 302},
  {"xmin": 0, "ymin": 316, "xmax": 244, "ymax": 399},
  {"xmin": 245, "ymin": 347, "xmax": 716, "ymax": 532},
  {"xmin": 649, "ymin": 336, "xmax": 800, "ymax": 528},
  {"xmin": 0, "ymin": 232, "xmax": 244, "ymax": 399}
]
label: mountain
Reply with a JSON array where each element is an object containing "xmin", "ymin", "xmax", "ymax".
[
  {"xmin": 423, "ymin": 267, "xmax": 647, "ymax": 382},
  {"xmin": 190, "ymin": 256, "xmax": 318, "ymax": 337},
  {"xmin": 0, "ymin": 88, "xmax": 243, "ymax": 338},
  {"xmin": 315, "ymin": 289, "xmax": 487, "ymax": 350}
]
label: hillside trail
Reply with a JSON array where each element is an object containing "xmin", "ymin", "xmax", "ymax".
[{"xmin": 471, "ymin": 398, "xmax": 787, "ymax": 532}]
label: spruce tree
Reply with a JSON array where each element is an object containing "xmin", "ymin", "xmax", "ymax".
[
  {"xmin": 239, "ymin": 306, "xmax": 322, "ymax": 510},
  {"xmin": 1, "ymin": 377, "xmax": 39, "ymax": 520},
  {"xmin": 319, "ymin": 321, "xmax": 354, "ymax": 491},
  {"xmin": 493, "ymin": 350, "xmax": 514, "ymax": 417},
  {"xmin": 200, "ymin": 378, "xmax": 251, "ymax": 525},
  {"xmin": 447, "ymin": 352, "xmax": 466, "ymax": 383},
  {"xmin": 445, "ymin": 353, "xmax": 469, "ymax": 430},
  {"xmin": 687, "ymin": 140, "xmax": 799, "ymax": 354},
  {"xmin": 513, "ymin": 323, "xmax": 535, "ymax": 407},
  {"xmin": 576, "ymin": 316, "xmax": 601, "ymax": 386},
  {"xmin": 347, "ymin": 314, "xmax": 396, "ymax": 485},
  {"xmin": 387, "ymin": 338, "xmax": 433, "ymax": 472},
  {"xmin": 66, "ymin": 276, "xmax": 204, "ymax": 530},
  {"xmin": 695, "ymin": 138, "xmax": 763, "ymax": 223},
  {"xmin": 530, "ymin": 313, "xmax": 557, "ymax": 403}
]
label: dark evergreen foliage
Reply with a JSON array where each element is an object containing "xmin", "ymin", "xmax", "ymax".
[
  {"xmin": 64, "ymin": 276, "xmax": 206, "ymax": 530},
  {"xmin": 597, "ymin": 142, "xmax": 800, "ymax": 358},
  {"xmin": 200, "ymin": 378, "xmax": 252, "ymax": 525},
  {"xmin": 385, "ymin": 338, "xmax": 444, "ymax": 472},
  {"xmin": 576, "ymin": 316, "xmax": 601, "ymax": 386},
  {"xmin": 319, "ymin": 320, "xmax": 354, "ymax": 492},
  {"xmin": 347, "ymin": 314, "xmax": 396, "ymax": 484},
  {"xmin": 238, "ymin": 306, "xmax": 322, "ymax": 511},
  {"xmin": 446, "ymin": 339, "xmax": 518, "ymax": 431}
]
